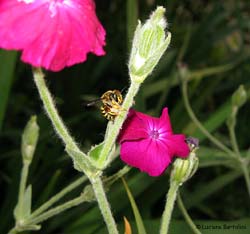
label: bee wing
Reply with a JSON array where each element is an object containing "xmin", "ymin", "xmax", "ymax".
[{"xmin": 83, "ymin": 98, "xmax": 102, "ymax": 107}]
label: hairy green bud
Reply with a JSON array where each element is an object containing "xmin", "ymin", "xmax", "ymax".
[
  {"xmin": 171, "ymin": 138, "xmax": 199, "ymax": 185},
  {"xmin": 129, "ymin": 6, "xmax": 171, "ymax": 83},
  {"xmin": 21, "ymin": 116, "xmax": 39, "ymax": 164}
]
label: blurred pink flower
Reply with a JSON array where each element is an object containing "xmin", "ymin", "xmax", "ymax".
[
  {"xmin": 0, "ymin": 0, "xmax": 106, "ymax": 71},
  {"xmin": 118, "ymin": 108, "xmax": 190, "ymax": 176}
]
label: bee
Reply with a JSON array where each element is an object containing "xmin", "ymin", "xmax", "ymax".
[{"xmin": 86, "ymin": 90, "xmax": 123, "ymax": 121}]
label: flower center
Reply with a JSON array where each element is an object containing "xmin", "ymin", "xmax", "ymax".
[{"xmin": 149, "ymin": 130, "xmax": 160, "ymax": 140}]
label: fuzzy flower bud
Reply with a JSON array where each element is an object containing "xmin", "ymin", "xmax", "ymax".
[
  {"xmin": 171, "ymin": 137, "xmax": 199, "ymax": 185},
  {"xmin": 232, "ymin": 85, "xmax": 247, "ymax": 110},
  {"xmin": 227, "ymin": 85, "xmax": 247, "ymax": 128},
  {"xmin": 21, "ymin": 116, "xmax": 39, "ymax": 164},
  {"xmin": 129, "ymin": 6, "xmax": 171, "ymax": 83}
]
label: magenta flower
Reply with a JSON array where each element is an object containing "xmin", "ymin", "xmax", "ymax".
[
  {"xmin": 118, "ymin": 108, "xmax": 190, "ymax": 176},
  {"xmin": 0, "ymin": 0, "xmax": 106, "ymax": 71}
]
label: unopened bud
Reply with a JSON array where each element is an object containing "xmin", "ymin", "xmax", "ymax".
[
  {"xmin": 21, "ymin": 116, "xmax": 39, "ymax": 164},
  {"xmin": 232, "ymin": 85, "xmax": 247, "ymax": 109},
  {"xmin": 129, "ymin": 6, "xmax": 171, "ymax": 83},
  {"xmin": 171, "ymin": 137, "xmax": 199, "ymax": 185},
  {"xmin": 227, "ymin": 85, "xmax": 247, "ymax": 128}
]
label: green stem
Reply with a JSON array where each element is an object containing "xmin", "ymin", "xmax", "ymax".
[
  {"xmin": 228, "ymin": 125, "xmax": 241, "ymax": 156},
  {"xmin": 177, "ymin": 193, "xmax": 201, "ymax": 234},
  {"xmin": 32, "ymin": 68, "xmax": 81, "ymax": 152},
  {"xmin": 160, "ymin": 181, "xmax": 179, "ymax": 234},
  {"xmin": 181, "ymin": 79, "xmax": 237, "ymax": 159},
  {"xmin": 189, "ymin": 62, "xmax": 237, "ymax": 80},
  {"xmin": 30, "ymin": 176, "xmax": 87, "ymax": 218},
  {"xmin": 17, "ymin": 162, "xmax": 30, "ymax": 218},
  {"xmin": 97, "ymin": 81, "xmax": 140, "ymax": 167},
  {"xmin": 104, "ymin": 166, "xmax": 131, "ymax": 186},
  {"xmin": 228, "ymin": 121, "xmax": 250, "ymax": 197},
  {"xmin": 32, "ymin": 67, "xmax": 118, "ymax": 233},
  {"xmin": 32, "ymin": 67, "xmax": 120, "ymax": 234},
  {"xmin": 32, "ymin": 67, "xmax": 92, "ymax": 173},
  {"xmin": 241, "ymin": 164, "xmax": 250, "ymax": 198},
  {"xmin": 90, "ymin": 177, "xmax": 119, "ymax": 234},
  {"xmin": 27, "ymin": 195, "xmax": 87, "ymax": 225}
]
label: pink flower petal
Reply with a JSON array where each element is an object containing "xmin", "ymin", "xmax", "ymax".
[
  {"xmin": 118, "ymin": 107, "xmax": 191, "ymax": 177},
  {"xmin": 120, "ymin": 139, "xmax": 172, "ymax": 176},
  {"xmin": 0, "ymin": 0, "xmax": 106, "ymax": 71},
  {"xmin": 167, "ymin": 134, "xmax": 190, "ymax": 158},
  {"xmin": 159, "ymin": 108, "xmax": 173, "ymax": 133},
  {"xmin": 118, "ymin": 109, "xmax": 148, "ymax": 143}
]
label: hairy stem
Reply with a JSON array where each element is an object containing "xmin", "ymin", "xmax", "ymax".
[
  {"xmin": 181, "ymin": 79, "xmax": 237, "ymax": 159},
  {"xmin": 32, "ymin": 68, "xmax": 118, "ymax": 233},
  {"xmin": 228, "ymin": 119, "xmax": 250, "ymax": 198},
  {"xmin": 17, "ymin": 162, "xmax": 30, "ymax": 219},
  {"xmin": 32, "ymin": 68, "xmax": 82, "ymax": 153},
  {"xmin": 90, "ymin": 176, "xmax": 119, "ymax": 234},
  {"xmin": 27, "ymin": 195, "xmax": 87, "ymax": 225},
  {"xmin": 32, "ymin": 67, "xmax": 92, "ymax": 174},
  {"xmin": 241, "ymin": 164, "xmax": 250, "ymax": 198},
  {"xmin": 160, "ymin": 181, "xmax": 179, "ymax": 234},
  {"xmin": 228, "ymin": 125, "xmax": 241, "ymax": 156},
  {"xmin": 97, "ymin": 81, "xmax": 140, "ymax": 167},
  {"xmin": 30, "ymin": 176, "xmax": 87, "ymax": 218}
]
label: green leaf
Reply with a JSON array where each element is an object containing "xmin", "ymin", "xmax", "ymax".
[
  {"xmin": 64, "ymin": 173, "xmax": 155, "ymax": 234},
  {"xmin": 14, "ymin": 203, "xmax": 20, "ymax": 221},
  {"xmin": 18, "ymin": 224, "xmax": 41, "ymax": 232},
  {"xmin": 88, "ymin": 142, "xmax": 104, "ymax": 161},
  {"xmin": 23, "ymin": 185, "xmax": 32, "ymax": 219},
  {"xmin": 189, "ymin": 101, "xmax": 231, "ymax": 141},
  {"xmin": 14, "ymin": 185, "xmax": 32, "ymax": 220},
  {"xmin": 65, "ymin": 145, "xmax": 93, "ymax": 172},
  {"xmin": 122, "ymin": 177, "xmax": 147, "ymax": 234},
  {"xmin": 88, "ymin": 142, "xmax": 116, "ymax": 169},
  {"xmin": 0, "ymin": 50, "xmax": 17, "ymax": 131}
]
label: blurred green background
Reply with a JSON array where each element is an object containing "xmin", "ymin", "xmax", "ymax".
[{"xmin": 1, "ymin": 0, "xmax": 250, "ymax": 233}]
